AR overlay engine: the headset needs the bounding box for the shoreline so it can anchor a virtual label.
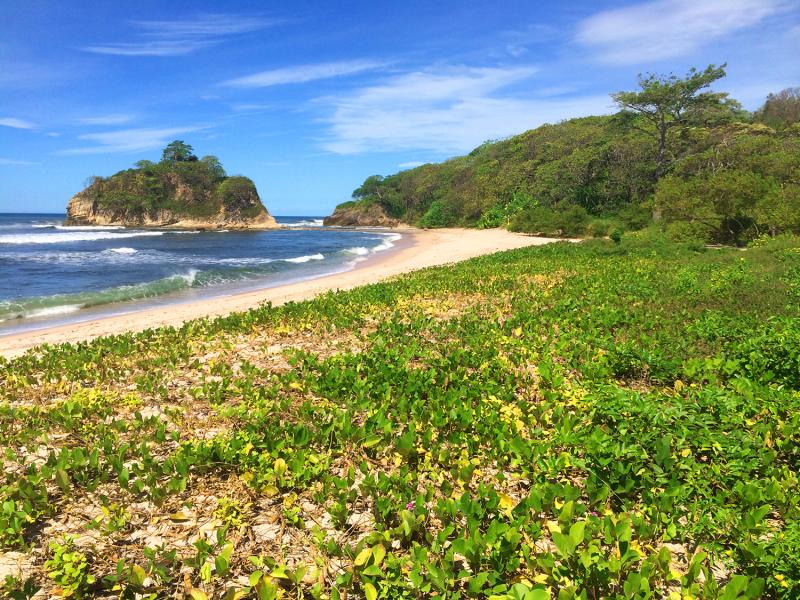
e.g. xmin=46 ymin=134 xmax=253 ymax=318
xmin=0 ymin=228 xmax=563 ymax=358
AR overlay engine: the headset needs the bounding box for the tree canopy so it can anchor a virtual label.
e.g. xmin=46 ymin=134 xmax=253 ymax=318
xmin=755 ymin=87 xmax=800 ymax=129
xmin=611 ymin=64 xmax=730 ymax=176
xmin=161 ymin=140 xmax=198 ymax=163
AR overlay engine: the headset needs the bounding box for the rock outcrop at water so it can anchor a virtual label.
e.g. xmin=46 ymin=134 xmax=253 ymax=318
xmin=323 ymin=202 xmax=399 ymax=227
xmin=66 ymin=141 xmax=278 ymax=230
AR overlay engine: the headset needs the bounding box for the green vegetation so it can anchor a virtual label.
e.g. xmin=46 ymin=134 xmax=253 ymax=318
xmin=334 ymin=66 xmax=799 ymax=245
xmin=1 ymin=233 xmax=799 ymax=598
xmin=75 ymin=141 xmax=266 ymax=221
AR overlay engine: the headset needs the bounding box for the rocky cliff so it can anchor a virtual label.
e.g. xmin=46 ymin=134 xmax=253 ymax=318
xmin=65 ymin=151 xmax=277 ymax=230
xmin=323 ymin=202 xmax=400 ymax=227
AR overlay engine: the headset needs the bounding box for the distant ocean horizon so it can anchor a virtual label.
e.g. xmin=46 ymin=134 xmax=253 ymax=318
xmin=0 ymin=212 xmax=401 ymax=333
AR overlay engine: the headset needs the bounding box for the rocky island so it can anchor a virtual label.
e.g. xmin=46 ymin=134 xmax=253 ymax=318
xmin=66 ymin=141 xmax=277 ymax=230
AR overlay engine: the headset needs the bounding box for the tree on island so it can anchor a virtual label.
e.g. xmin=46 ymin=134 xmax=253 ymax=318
xmin=200 ymin=155 xmax=226 ymax=179
xmin=161 ymin=140 xmax=198 ymax=163
xmin=611 ymin=64 xmax=734 ymax=178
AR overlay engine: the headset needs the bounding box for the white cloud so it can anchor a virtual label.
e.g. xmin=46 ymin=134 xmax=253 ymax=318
xmin=0 ymin=158 xmax=36 ymax=165
xmin=222 ymin=60 xmax=386 ymax=88
xmin=318 ymin=65 xmax=610 ymax=155
xmin=60 ymin=126 xmax=208 ymax=155
xmin=398 ymin=161 xmax=425 ymax=169
xmin=576 ymin=0 xmax=782 ymax=64
xmin=76 ymin=114 xmax=135 ymax=126
xmin=83 ymin=40 xmax=217 ymax=57
xmin=133 ymin=14 xmax=278 ymax=37
xmin=83 ymin=14 xmax=275 ymax=57
xmin=0 ymin=117 xmax=35 ymax=129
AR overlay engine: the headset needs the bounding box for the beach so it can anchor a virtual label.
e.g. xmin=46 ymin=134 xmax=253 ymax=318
xmin=0 ymin=228 xmax=561 ymax=358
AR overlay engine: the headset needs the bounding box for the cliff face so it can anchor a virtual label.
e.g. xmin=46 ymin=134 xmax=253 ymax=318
xmin=323 ymin=202 xmax=400 ymax=227
xmin=66 ymin=170 xmax=278 ymax=230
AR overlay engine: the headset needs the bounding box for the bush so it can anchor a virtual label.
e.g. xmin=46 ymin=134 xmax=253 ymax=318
xmin=418 ymin=200 xmax=456 ymax=228
xmin=617 ymin=204 xmax=652 ymax=230
xmin=666 ymin=221 xmax=710 ymax=244
xmin=509 ymin=205 xmax=590 ymax=237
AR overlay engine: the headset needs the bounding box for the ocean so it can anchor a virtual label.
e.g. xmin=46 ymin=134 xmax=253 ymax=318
xmin=0 ymin=213 xmax=401 ymax=333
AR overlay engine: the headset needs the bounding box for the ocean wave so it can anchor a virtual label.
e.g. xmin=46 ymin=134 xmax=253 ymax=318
xmin=53 ymin=225 xmax=126 ymax=231
xmin=2 ymin=221 xmax=60 ymax=230
xmin=282 ymin=219 xmax=325 ymax=227
xmin=106 ymin=247 xmax=138 ymax=254
xmin=0 ymin=270 xmax=202 ymax=322
xmin=0 ymin=231 xmax=164 ymax=245
xmin=343 ymin=246 xmax=370 ymax=256
xmin=372 ymin=233 xmax=402 ymax=252
xmin=283 ymin=253 xmax=325 ymax=263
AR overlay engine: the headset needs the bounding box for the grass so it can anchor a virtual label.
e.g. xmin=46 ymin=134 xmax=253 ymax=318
xmin=0 ymin=233 xmax=798 ymax=599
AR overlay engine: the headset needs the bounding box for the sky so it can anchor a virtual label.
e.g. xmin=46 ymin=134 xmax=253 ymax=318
xmin=1 ymin=0 xmax=798 ymax=216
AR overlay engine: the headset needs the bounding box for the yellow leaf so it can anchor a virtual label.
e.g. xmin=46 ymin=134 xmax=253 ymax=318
xmin=513 ymin=326 xmax=523 ymax=337
xmin=170 ymin=511 xmax=191 ymax=522
xmin=680 ymin=448 xmax=692 ymax=458
xmin=372 ymin=543 xmax=386 ymax=566
xmin=354 ymin=547 xmax=372 ymax=567
xmin=364 ymin=582 xmax=378 ymax=600
xmin=533 ymin=574 xmax=549 ymax=584
xmin=189 ymin=590 xmax=209 ymax=600
xmin=498 ymin=494 xmax=515 ymax=512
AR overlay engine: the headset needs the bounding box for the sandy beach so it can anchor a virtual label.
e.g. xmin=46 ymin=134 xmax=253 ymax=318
xmin=0 ymin=228 xmax=561 ymax=358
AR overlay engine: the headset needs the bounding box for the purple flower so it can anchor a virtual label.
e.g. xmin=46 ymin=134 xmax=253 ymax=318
xmin=406 ymin=501 xmax=415 ymax=510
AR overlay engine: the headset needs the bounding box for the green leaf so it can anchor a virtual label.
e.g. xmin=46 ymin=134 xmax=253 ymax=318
xmin=569 ymin=521 xmax=585 ymax=546
xmin=551 ymin=531 xmax=576 ymax=557
xmin=362 ymin=434 xmax=382 ymax=448
xmin=55 ymin=469 xmax=70 ymax=492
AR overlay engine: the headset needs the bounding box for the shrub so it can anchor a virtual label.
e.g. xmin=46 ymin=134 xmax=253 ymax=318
xmin=666 ymin=221 xmax=711 ymax=244
xmin=509 ymin=205 xmax=591 ymax=237
xmin=418 ymin=200 xmax=456 ymax=228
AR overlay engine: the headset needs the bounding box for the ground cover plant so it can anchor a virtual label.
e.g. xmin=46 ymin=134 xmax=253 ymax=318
xmin=0 ymin=232 xmax=798 ymax=599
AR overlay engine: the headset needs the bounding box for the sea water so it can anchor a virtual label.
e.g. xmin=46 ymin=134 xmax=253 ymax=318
xmin=0 ymin=214 xmax=401 ymax=331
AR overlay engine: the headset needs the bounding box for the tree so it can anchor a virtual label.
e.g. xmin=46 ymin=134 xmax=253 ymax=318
xmin=755 ymin=87 xmax=800 ymax=129
xmin=135 ymin=159 xmax=156 ymax=171
xmin=200 ymin=155 xmax=226 ymax=179
xmin=611 ymin=64 xmax=729 ymax=178
xmin=161 ymin=140 xmax=197 ymax=163
xmin=352 ymin=175 xmax=385 ymax=200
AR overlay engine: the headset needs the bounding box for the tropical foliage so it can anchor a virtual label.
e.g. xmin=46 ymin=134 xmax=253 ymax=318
xmin=335 ymin=67 xmax=799 ymax=245
xmin=1 ymin=233 xmax=799 ymax=598
xmin=80 ymin=142 xmax=265 ymax=219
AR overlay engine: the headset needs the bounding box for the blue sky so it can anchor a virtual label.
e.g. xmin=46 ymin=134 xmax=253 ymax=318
xmin=1 ymin=0 xmax=798 ymax=216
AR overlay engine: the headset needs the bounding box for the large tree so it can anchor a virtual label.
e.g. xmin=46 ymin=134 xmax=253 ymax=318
xmin=161 ymin=140 xmax=197 ymax=163
xmin=611 ymin=64 xmax=730 ymax=178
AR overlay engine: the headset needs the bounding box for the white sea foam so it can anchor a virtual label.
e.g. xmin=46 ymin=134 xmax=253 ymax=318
xmin=107 ymin=247 xmax=138 ymax=254
xmin=372 ymin=233 xmax=402 ymax=252
xmin=54 ymin=225 xmax=126 ymax=230
xmin=344 ymin=246 xmax=371 ymax=256
xmin=283 ymin=253 xmax=325 ymax=264
xmin=282 ymin=219 xmax=325 ymax=227
xmin=180 ymin=269 xmax=199 ymax=286
xmin=0 ymin=231 xmax=163 ymax=245
xmin=0 ymin=304 xmax=84 ymax=323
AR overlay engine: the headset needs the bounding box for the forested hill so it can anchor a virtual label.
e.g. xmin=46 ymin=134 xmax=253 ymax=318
xmin=66 ymin=141 xmax=277 ymax=230
xmin=327 ymin=70 xmax=800 ymax=245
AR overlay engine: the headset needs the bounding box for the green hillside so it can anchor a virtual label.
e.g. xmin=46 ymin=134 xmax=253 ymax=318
xmin=331 ymin=69 xmax=799 ymax=245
